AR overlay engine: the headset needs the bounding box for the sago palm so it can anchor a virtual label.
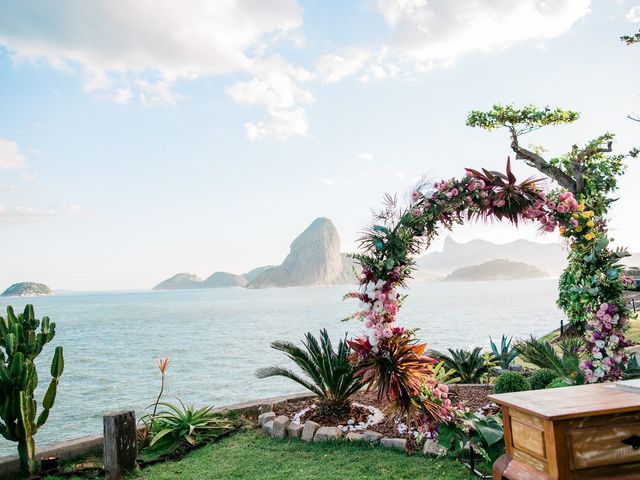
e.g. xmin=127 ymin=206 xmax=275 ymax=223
xmin=256 ymin=329 xmax=362 ymax=416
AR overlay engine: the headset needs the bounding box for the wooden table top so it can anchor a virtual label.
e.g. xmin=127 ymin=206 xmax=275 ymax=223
xmin=488 ymin=381 xmax=640 ymax=420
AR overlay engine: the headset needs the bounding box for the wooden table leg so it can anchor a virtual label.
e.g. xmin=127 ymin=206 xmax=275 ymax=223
xmin=493 ymin=455 xmax=512 ymax=479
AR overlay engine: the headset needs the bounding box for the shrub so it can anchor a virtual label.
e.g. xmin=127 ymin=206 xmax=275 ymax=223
xmin=489 ymin=335 xmax=518 ymax=369
xmin=529 ymin=368 xmax=557 ymax=390
xmin=435 ymin=347 xmax=490 ymax=383
xmin=493 ymin=372 xmax=530 ymax=394
xmin=256 ymin=329 xmax=362 ymax=417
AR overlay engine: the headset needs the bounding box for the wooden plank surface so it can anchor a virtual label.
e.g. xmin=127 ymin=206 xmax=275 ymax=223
xmin=489 ymin=382 xmax=640 ymax=420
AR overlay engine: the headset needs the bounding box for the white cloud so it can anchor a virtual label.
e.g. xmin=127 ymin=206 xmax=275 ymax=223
xmin=0 ymin=203 xmax=85 ymax=224
xmin=0 ymin=0 xmax=306 ymax=138
xmin=319 ymin=1 xmax=590 ymax=83
xmin=628 ymin=5 xmax=640 ymax=23
xmin=376 ymin=0 xmax=590 ymax=68
xmin=317 ymin=48 xmax=372 ymax=83
xmin=357 ymin=152 xmax=374 ymax=161
xmin=228 ymin=55 xmax=315 ymax=140
xmin=322 ymin=178 xmax=336 ymax=185
xmin=0 ymin=139 xmax=27 ymax=170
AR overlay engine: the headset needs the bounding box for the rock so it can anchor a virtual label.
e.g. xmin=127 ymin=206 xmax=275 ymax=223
xmin=258 ymin=404 xmax=273 ymax=415
xmin=314 ymin=426 xmax=343 ymax=442
xmin=247 ymin=218 xmax=346 ymax=288
xmin=2 ymin=282 xmax=52 ymax=297
xmin=510 ymin=364 xmax=524 ymax=372
xmin=287 ymin=423 xmax=303 ymax=439
xmin=423 ymin=439 xmax=445 ymax=457
xmin=362 ymin=430 xmax=383 ymax=444
xmin=301 ymin=421 xmax=320 ymax=442
xmin=271 ymin=416 xmax=290 ymax=439
xmin=380 ymin=437 xmax=407 ymax=450
xmin=258 ymin=412 xmax=276 ymax=427
xmin=262 ymin=420 xmax=274 ymax=435
xmin=346 ymin=432 xmax=364 ymax=442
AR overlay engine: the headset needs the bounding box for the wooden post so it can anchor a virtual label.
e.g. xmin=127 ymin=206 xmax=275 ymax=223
xmin=103 ymin=410 xmax=137 ymax=480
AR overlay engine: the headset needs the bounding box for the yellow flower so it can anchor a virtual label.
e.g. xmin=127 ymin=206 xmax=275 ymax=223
xmin=575 ymin=226 xmax=583 ymax=232
xmin=559 ymin=227 xmax=566 ymax=235
xmin=572 ymin=213 xmax=579 ymax=219
xmin=578 ymin=204 xmax=585 ymax=211
xmin=584 ymin=232 xmax=595 ymax=241
xmin=586 ymin=220 xmax=594 ymax=227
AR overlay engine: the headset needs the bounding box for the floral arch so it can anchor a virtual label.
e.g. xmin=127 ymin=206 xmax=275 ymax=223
xmin=346 ymin=158 xmax=632 ymax=425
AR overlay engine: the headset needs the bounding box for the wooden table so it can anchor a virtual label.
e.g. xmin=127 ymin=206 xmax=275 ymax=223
xmin=489 ymin=382 xmax=640 ymax=479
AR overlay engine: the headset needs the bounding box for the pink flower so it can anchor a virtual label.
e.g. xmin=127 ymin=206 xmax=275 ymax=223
xmin=547 ymin=200 xmax=556 ymax=209
xmin=447 ymin=188 xmax=459 ymax=198
xmin=411 ymin=191 xmax=420 ymax=203
xmin=556 ymin=203 xmax=568 ymax=213
xmin=570 ymin=218 xmax=579 ymax=227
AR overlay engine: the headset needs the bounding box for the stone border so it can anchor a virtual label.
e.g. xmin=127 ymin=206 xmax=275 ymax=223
xmin=0 ymin=391 xmax=315 ymax=480
xmin=257 ymin=411 xmax=445 ymax=457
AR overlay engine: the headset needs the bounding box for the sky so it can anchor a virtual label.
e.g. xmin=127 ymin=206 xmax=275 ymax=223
xmin=0 ymin=0 xmax=639 ymax=291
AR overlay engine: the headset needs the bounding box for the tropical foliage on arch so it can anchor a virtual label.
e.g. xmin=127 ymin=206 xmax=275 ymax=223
xmin=347 ymin=105 xmax=636 ymax=427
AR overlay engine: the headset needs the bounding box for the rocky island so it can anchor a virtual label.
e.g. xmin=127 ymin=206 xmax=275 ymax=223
xmin=443 ymin=259 xmax=548 ymax=281
xmin=1 ymin=282 xmax=53 ymax=297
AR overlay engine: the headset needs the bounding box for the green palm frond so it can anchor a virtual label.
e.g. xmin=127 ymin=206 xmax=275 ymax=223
xmin=256 ymin=329 xmax=362 ymax=413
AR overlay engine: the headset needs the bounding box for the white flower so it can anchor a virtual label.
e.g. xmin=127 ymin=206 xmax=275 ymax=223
xmin=593 ymin=352 xmax=603 ymax=359
xmin=610 ymin=335 xmax=619 ymax=345
xmin=612 ymin=314 xmax=620 ymax=324
xmin=594 ymin=367 xmax=605 ymax=378
xmin=373 ymin=300 xmax=384 ymax=312
xmin=595 ymin=340 xmax=605 ymax=348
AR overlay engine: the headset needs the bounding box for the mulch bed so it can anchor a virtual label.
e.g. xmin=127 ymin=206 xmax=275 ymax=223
xmin=272 ymin=384 xmax=493 ymax=439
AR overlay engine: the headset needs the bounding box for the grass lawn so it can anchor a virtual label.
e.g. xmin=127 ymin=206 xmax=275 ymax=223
xmin=46 ymin=430 xmax=475 ymax=480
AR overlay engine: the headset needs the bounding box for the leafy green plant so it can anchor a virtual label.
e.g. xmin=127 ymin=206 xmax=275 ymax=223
xmin=493 ymin=372 xmax=529 ymax=394
xmin=0 ymin=305 xmax=64 ymax=475
xmin=435 ymin=347 xmax=490 ymax=384
xmin=143 ymin=399 xmax=231 ymax=450
xmin=489 ymin=335 xmax=518 ymax=369
xmin=439 ymin=412 xmax=505 ymax=464
xmin=257 ymin=329 xmax=362 ymax=417
xmin=515 ymin=336 xmax=584 ymax=386
xmin=529 ymin=368 xmax=557 ymax=390
xmin=432 ymin=361 xmax=460 ymax=386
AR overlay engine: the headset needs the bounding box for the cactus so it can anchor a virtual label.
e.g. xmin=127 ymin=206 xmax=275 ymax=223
xmin=0 ymin=305 xmax=64 ymax=476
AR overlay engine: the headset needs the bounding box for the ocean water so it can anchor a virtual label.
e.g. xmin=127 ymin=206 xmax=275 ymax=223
xmin=0 ymin=279 xmax=562 ymax=455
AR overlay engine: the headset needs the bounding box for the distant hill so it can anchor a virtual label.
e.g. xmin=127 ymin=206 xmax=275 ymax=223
xmin=202 ymin=272 xmax=246 ymax=288
xmin=2 ymin=282 xmax=52 ymax=297
xmin=625 ymin=253 xmax=640 ymax=269
xmin=418 ymin=236 xmax=567 ymax=277
xmin=444 ymin=259 xmax=549 ymax=282
xmin=242 ymin=266 xmax=274 ymax=284
xmin=153 ymin=273 xmax=202 ymax=290
xmin=248 ymin=218 xmax=347 ymax=288
xmin=154 ymin=217 xmax=359 ymax=290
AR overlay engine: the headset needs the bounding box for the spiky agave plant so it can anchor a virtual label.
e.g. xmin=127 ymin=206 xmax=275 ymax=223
xmin=435 ymin=347 xmax=490 ymax=383
xmin=256 ymin=329 xmax=362 ymax=417
xmin=489 ymin=335 xmax=518 ymax=369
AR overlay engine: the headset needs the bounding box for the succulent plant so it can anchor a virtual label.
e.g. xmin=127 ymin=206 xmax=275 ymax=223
xmin=0 ymin=305 xmax=64 ymax=475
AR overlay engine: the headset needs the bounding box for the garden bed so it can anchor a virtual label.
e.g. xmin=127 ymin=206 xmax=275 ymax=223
xmin=272 ymin=386 xmax=494 ymax=442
